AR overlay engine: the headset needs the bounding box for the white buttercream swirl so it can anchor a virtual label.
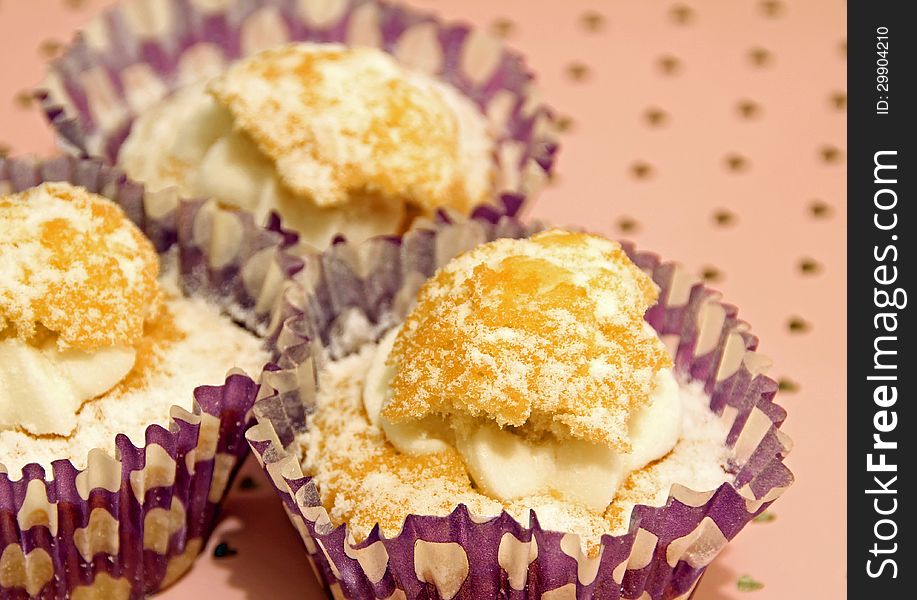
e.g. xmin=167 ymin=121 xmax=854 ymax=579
xmin=0 ymin=337 xmax=135 ymax=436
xmin=363 ymin=326 xmax=683 ymax=512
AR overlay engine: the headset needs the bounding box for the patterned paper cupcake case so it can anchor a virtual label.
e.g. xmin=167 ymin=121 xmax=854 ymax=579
xmin=0 ymin=156 xmax=302 ymax=599
xmin=246 ymin=212 xmax=794 ymax=600
xmin=36 ymin=0 xmax=559 ymax=220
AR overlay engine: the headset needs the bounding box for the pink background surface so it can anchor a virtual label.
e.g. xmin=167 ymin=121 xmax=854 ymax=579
xmin=0 ymin=0 xmax=847 ymax=598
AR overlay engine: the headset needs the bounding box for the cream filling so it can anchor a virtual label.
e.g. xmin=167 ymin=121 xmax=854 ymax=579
xmin=0 ymin=337 xmax=135 ymax=436
xmin=362 ymin=326 xmax=683 ymax=512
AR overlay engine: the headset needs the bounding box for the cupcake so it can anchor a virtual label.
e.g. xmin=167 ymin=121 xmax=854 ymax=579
xmin=248 ymin=214 xmax=794 ymax=599
xmin=0 ymin=156 xmax=297 ymax=598
xmin=38 ymin=0 xmax=558 ymax=247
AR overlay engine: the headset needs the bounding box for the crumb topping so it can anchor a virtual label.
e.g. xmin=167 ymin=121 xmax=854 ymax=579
xmin=207 ymin=43 xmax=487 ymax=213
xmin=304 ymin=344 xmax=502 ymax=538
xmin=0 ymin=183 xmax=160 ymax=350
xmin=109 ymin=300 xmax=185 ymax=394
xmin=309 ymin=411 xmax=494 ymax=538
xmin=384 ymin=229 xmax=672 ymax=450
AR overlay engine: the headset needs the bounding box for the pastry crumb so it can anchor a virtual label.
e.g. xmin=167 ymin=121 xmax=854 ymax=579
xmin=385 ymin=230 xmax=672 ymax=450
xmin=0 ymin=182 xmax=159 ymax=350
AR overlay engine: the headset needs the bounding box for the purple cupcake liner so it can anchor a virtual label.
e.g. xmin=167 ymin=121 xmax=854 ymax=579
xmin=246 ymin=212 xmax=794 ymax=600
xmin=0 ymin=156 xmax=302 ymax=599
xmin=36 ymin=0 xmax=559 ymax=221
